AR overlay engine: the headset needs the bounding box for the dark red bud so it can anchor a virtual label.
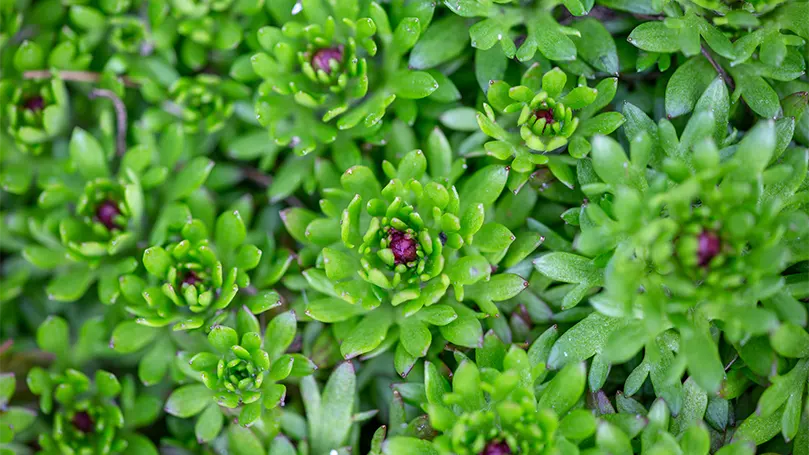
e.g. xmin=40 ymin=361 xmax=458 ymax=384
xmin=72 ymin=411 xmax=94 ymax=433
xmin=534 ymin=108 xmax=554 ymax=124
xmin=312 ymin=46 xmax=344 ymax=74
xmin=479 ymin=441 xmax=511 ymax=455
xmin=22 ymin=96 xmax=45 ymax=112
xmin=95 ymin=200 xmax=121 ymax=230
xmin=182 ymin=271 xmax=201 ymax=286
xmin=697 ymin=230 xmax=721 ymax=267
xmin=389 ymin=229 xmax=418 ymax=265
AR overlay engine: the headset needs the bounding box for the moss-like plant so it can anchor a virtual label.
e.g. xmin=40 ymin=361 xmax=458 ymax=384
xmin=1 ymin=0 xmax=808 ymax=453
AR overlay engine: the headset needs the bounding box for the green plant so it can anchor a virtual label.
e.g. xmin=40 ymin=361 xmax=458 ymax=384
xmin=1 ymin=0 xmax=808 ymax=453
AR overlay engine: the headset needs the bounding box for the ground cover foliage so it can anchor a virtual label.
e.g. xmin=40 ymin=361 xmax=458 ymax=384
xmin=1 ymin=0 xmax=809 ymax=454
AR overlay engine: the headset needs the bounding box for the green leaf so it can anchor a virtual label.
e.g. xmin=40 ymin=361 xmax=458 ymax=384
xmin=564 ymin=0 xmax=592 ymax=16
xmin=534 ymin=13 xmax=577 ymax=61
xmin=682 ymin=326 xmax=724 ymax=395
xmin=165 ymin=384 xmax=212 ymax=418
xmin=0 ymin=374 xmax=14 ymax=407
xmin=13 ymin=40 xmax=45 ymax=71
xmin=269 ymin=155 xmax=313 ymax=202
xmin=732 ymin=120 xmax=776 ymax=180
xmin=439 ymin=107 xmax=479 ymax=131
xmin=628 ymin=22 xmax=680 ymax=53
xmin=167 ymin=157 xmax=215 ymax=201
xmin=269 ymin=436 xmax=297 ymax=455
xmin=239 ymin=400 xmax=262 ymax=427
xmin=47 ymin=263 xmax=95 ymax=302
xmin=408 ymin=16 xmax=469 ymax=69
xmin=666 ymin=56 xmax=716 ymax=118
xmin=427 ymin=70 xmax=461 ymax=103
xmin=578 ymin=112 xmax=626 ymax=137
xmin=306 ymin=297 xmax=367 ymax=322
xmin=215 ymin=210 xmax=247 ymax=262
xmin=281 ymin=208 xmax=319 ymax=243
xmin=244 ymin=290 xmax=283 ymax=314
xmin=340 ymin=308 xmax=393 ymax=359
xmin=475 ymin=46 xmax=508 ymax=93
xmin=95 ymin=370 xmax=121 ymax=398
xmin=452 ymin=360 xmax=485 ymax=411
xmin=120 ymin=435 xmax=156 ymax=455
xmin=111 ymin=321 xmax=158 ymax=353
xmin=597 ymin=421 xmax=633 ymax=455
xmin=460 ymin=165 xmax=508 ymax=211
xmin=68 ymin=127 xmax=110 ymax=180
xmin=138 ymin=336 xmax=173 ymax=386
xmin=228 ymin=423 xmax=265 ymax=455
xmin=37 ymin=316 xmax=70 ymax=358
xmin=265 ymin=311 xmax=297 ymax=361
xmin=390 ymin=71 xmax=438 ymax=99
xmin=603 ymin=320 xmax=647 ymax=364
xmin=538 ymin=362 xmax=587 ymax=416
xmin=312 ymin=362 xmax=355 ymax=454
xmin=590 ymin=134 xmax=628 ymax=179
xmin=548 ymin=312 xmax=628 ymax=369
xmin=397 ymin=149 xmax=427 ymax=181
xmin=438 ymin=311 xmax=483 ymax=348
xmin=394 ymin=342 xmax=419 ymax=378
xmin=737 ymin=73 xmax=780 ymax=118
xmin=693 ymin=77 xmax=730 ymax=145
xmin=733 ymin=405 xmax=784 ymax=445
xmin=671 ymin=377 xmax=709 ymax=436
xmin=770 ymin=323 xmax=809 ymax=358
xmin=534 ymin=252 xmax=601 ymax=284
xmin=572 ymin=19 xmax=619 ymax=74
xmin=472 ymin=223 xmax=514 ymax=253
xmin=209 ymin=326 xmax=239 ymax=352
xmin=0 ymin=406 xmax=36 ymax=439
xmin=442 ymin=0 xmax=492 ymax=17
xmin=478 ymin=274 xmax=529 ymax=302
xmin=383 ymin=437 xmax=440 ymax=455
xmin=400 ymin=318 xmax=431 ymax=357
xmin=560 ymin=409 xmax=598 ymax=440
xmin=142 ymin=246 xmax=172 ymax=279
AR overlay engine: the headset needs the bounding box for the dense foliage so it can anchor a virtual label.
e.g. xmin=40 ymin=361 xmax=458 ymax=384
xmin=1 ymin=0 xmax=808 ymax=454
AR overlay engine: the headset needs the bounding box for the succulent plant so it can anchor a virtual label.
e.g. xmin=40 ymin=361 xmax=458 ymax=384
xmin=537 ymin=80 xmax=808 ymax=400
xmin=253 ymin=0 xmax=440 ymax=154
xmin=158 ymin=313 xmax=305 ymax=435
xmin=478 ymin=65 xmax=623 ymax=192
xmin=0 ymin=77 xmax=69 ymax=155
xmin=117 ymin=209 xmax=276 ymax=331
xmin=168 ymin=75 xmax=251 ymax=134
xmin=2 ymin=0 xmax=808 ymax=454
xmin=25 ymin=319 xmax=161 ymax=455
xmin=0 ymin=373 xmax=36 ymax=452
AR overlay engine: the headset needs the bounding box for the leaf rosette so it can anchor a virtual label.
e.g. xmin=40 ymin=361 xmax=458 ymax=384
xmin=0 ymin=77 xmax=69 ymax=155
xmin=478 ymin=66 xmax=622 ymax=191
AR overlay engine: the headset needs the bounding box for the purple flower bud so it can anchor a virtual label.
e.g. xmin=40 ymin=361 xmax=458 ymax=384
xmin=95 ymin=200 xmax=121 ymax=230
xmin=312 ymin=46 xmax=344 ymax=74
xmin=72 ymin=411 xmax=94 ymax=433
xmin=697 ymin=230 xmax=721 ymax=267
xmin=479 ymin=441 xmax=512 ymax=455
xmin=182 ymin=271 xmax=201 ymax=286
xmin=22 ymin=96 xmax=45 ymax=112
xmin=389 ymin=229 xmax=418 ymax=265
xmin=534 ymin=108 xmax=555 ymax=124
